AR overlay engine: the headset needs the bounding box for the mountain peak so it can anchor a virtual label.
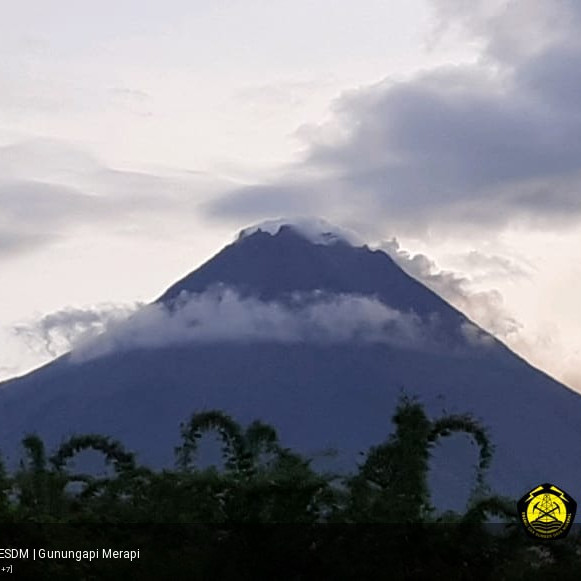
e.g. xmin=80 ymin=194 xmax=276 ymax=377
xmin=236 ymin=217 xmax=362 ymax=247
xmin=156 ymin=218 xmax=465 ymax=334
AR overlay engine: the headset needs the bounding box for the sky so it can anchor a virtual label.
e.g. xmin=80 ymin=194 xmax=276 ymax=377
xmin=1 ymin=0 xmax=580 ymax=392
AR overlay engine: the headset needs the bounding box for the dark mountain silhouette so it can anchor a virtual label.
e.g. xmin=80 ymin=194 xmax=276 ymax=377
xmin=1 ymin=221 xmax=580 ymax=510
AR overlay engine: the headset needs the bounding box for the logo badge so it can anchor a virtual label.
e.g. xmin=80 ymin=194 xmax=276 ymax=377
xmin=518 ymin=483 xmax=576 ymax=539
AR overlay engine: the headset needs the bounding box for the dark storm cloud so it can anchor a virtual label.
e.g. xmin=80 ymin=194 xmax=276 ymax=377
xmin=207 ymin=0 xmax=581 ymax=234
xmin=516 ymin=44 xmax=581 ymax=111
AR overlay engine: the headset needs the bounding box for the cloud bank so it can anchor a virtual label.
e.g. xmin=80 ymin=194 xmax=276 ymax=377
xmin=69 ymin=288 xmax=485 ymax=362
xmin=207 ymin=0 xmax=581 ymax=235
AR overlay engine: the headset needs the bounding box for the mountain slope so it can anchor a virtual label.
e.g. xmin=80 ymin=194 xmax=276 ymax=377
xmin=160 ymin=225 xmax=462 ymax=320
xmin=1 ymin=222 xmax=580 ymax=510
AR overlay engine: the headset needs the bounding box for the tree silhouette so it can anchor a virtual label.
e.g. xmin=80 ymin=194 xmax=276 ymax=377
xmin=1 ymin=394 xmax=579 ymax=578
xmin=343 ymin=395 xmax=498 ymax=523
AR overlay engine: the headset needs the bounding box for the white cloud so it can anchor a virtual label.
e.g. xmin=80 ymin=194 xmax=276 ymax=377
xmin=379 ymin=234 xmax=581 ymax=392
xmin=460 ymin=321 xmax=495 ymax=348
xmin=379 ymin=237 xmax=522 ymax=340
xmin=70 ymin=288 xmax=460 ymax=362
xmin=237 ymin=217 xmax=362 ymax=246
xmin=13 ymin=303 xmax=140 ymax=359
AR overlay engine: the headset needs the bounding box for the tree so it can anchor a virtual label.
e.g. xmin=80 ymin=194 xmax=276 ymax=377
xmin=343 ymin=395 xmax=497 ymax=523
xmin=1 ymin=394 xmax=580 ymax=578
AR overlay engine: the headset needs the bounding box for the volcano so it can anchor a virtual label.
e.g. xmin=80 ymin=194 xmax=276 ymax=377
xmin=1 ymin=219 xmax=580 ymax=510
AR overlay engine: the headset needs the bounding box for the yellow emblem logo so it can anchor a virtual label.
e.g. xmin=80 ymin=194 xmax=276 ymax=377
xmin=517 ymin=483 xmax=576 ymax=539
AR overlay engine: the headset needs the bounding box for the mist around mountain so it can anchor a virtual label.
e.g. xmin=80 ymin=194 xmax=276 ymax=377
xmin=1 ymin=219 xmax=580 ymax=513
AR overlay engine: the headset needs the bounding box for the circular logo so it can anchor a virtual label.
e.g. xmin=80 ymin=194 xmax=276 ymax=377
xmin=518 ymin=483 xmax=576 ymax=539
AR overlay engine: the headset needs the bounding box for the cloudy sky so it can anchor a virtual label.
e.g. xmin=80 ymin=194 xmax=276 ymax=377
xmin=2 ymin=0 xmax=580 ymax=392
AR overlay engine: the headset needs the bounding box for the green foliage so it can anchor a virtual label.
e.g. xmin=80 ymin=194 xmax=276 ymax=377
xmin=429 ymin=412 xmax=493 ymax=494
xmin=0 ymin=453 xmax=10 ymax=518
xmin=0 ymin=396 xmax=516 ymax=524
xmin=174 ymin=410 xmax=334 ymax=523
xmin=345 ymin=396 xmax=433 ymax=522
xmin=0 ymin=395 xmax=579 ymax=578
xmin=343 ymin=395 xmax=498 ymax=524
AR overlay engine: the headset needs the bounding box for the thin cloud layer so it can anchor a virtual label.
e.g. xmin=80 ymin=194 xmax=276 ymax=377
xmin=13 ymin=303 xmax=140 ymax=359
xmin=0 ymin=139 xmax=229 ymax=259
xmin=70 ymin=288 xmax=478 ymax=363
xmin=0 ymin=231 xmax=55 ymax=258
